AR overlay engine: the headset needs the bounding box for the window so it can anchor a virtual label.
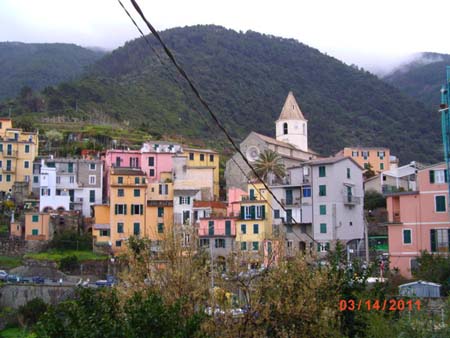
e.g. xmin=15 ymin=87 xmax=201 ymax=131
xmin=430 ymin=170 xmax=447 ymax=184
xmin=33 ymin=175 xmax=38 ymax=183
xmin=118 ymin=189 xmax=124 ymax=197
xmin=317 ymin=242 xmax=330 ymax=252
xmin=114 ymin=204 xmax=127 ymax=215
xmin=209 ymin=154 xmax=214 ymax=162
xmin=23 ymin=143 xmax=30 ymax=153
xmin=303 ymin=186 xmax=311 ymax=197
xmin=134 ymin=177 xmax=139 ymax=184
xmin=362 ymin=151 xmax=369 ymax=159
xmin=378 ymin=151 xmax=385 ymax=158
xmin=159 ymin=184 xmax=168 ymax=195
xmin=133 ymin=223 xmax=140 ymax=235
xmin=349 ymin=221 xmax=353 ymax=226
xmin=241 ymin=242 xmax=247 ymax=251
xmin=149 ymin=169 xmax=155 ymax=177
xmin=253 ymin=224 xmax=259 ymax=234
xmin=319 ymin=166 xmax=326 ymax=177
xmin=319 ymin=185 xmax=326 ymax=196
xmin=347 ymin=168 xmax=351 ymax=179
xmin=319 ymin=205 xmax=327 ymax=215
xmin=189 ymin=153 xmax=194 ymax=160
xmin=118 ymin=176 xmax=123 ymax=184
xmin=0 ymin=175 xmax=2 ymax=182
xmin=0 ymin=160 xmax=2 ymax=168
xmin=90 ymin=163 xmax=96 ymax=170
xmin=380 ymin=163 xmax=384 ymax=170
xmin=25 ymin=175 xmax=30 ymax=182
xmin=70 ymin=176 xmax=74 ymax=183
xmin=179 ymin=196 xmax=191 ymax=205
xmin=89 ymin=190 xmax=95 ymax=203
xmin=6 ymin=174 xmax=11 ymax=182
xmin=41 ymin=188 xmax=50 ymax=196
xmin=225 ymin=220 xmax=231 ymax=236
xmin=116 ymin=240 xmax=122 ymax=247
xmin=32 ymin=229 xmax=38 ymax=235
xmin=6 ymin=144 xmax=12 ymax=156
xmin=241 ymin=224 xmax=246 ymax=234
xmin=274 ymin=209 xmax=280 ymax=218
xmin=148 ymin=157 xmax=154 ymax=166
xmin=133 ymin=189 xmax=140 ymax=197
xmin=200 ymin=154 xmax=205 ymax=161
xmin=115 ymin=157 xmax=122 ymax=167
xmin=215 ymin=239 xmax=226 ymax=248
xmin=364 ymin=163 xmax=369 ymax=169
xmin=56 ymin=176 xmax=61 ymax=184
xmin=24 ymin=161 xmax=29 ymax=169
xmin=208 ymin=221 xmax=214 ymax=235
xmin=200 ymin=239 xmax=210 ymax=248
xmin=283 ymin=122 xmax=288 ymax=135
xmin=435 ymin=195 xmax=446 ymax=212
xmin=6 ymin=160 xmax=11 ymax=170
xmin=158 ymin=207 xmax=164 ymax=217
xmin=252 ymin=241 xmax=259 ymax=251
xmin=351 ymin=151 xmax=358 ymax=157
xmin=320 ymin=223 xmax=327 ymax=234
xmin=67 ymin=162 xmax=73 ymax=173
xmin=430 ymin=229 xmax=450 ymax=252
xmin=130 ymin=157 xmax=139 ymax=168
xmin=131 ymin=204 xmax=144 ymax=215
xmin=158 ymin=223 xmax=164 ymax=233
xmin=286 ymin=225 xmax=293 ymax=233
xmin=32 ymin=215 xmax=39 ymax=222
xmin=403 ymin=229 xmax=412 ymax=244
xmin=255 ymin=205 xmax=265 ymax=219
xmin=100 ymin=229 xmax=110 ymax=237
xmin=286 ymin=209 xmax=292 ymax=223
xmin=89 ymin=175 xmax=96 ymax=185
xmin=117 ymin=223 xmax=124 ymax=233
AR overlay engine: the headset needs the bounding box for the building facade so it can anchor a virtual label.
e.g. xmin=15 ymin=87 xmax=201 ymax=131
xmin=338 ymin=147 xmax=391 ymax=173
xmin=386 ymin=163 xmax=450 ymax=278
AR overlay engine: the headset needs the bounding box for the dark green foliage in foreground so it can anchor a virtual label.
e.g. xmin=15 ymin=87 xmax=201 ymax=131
xmin=18 ymin=298 xmax=48 ymax=328
xmin=34 ymin=288 xmax=204 ymax=338
xmin=2 ymin=26 xmax=442 ymax=164
xmin=49 ymin=230 xmax=92 ymax=251
xmin=413 ymin=250 xmax=450 ymax=295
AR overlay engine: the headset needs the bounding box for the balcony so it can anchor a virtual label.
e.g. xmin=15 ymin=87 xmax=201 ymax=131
xmin=343 ymin=194 xmax=361 ymax=205
xmin=281 ymin=198 xmax=300 ymax=207
xmin=3 ymin=167 xmax=14 ymax=173
xmin=3 ymin=150 xmax=18 ymax=158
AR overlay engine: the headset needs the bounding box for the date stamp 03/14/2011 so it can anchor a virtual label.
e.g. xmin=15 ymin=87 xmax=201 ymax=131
xmin=339 ymin=299 xmax=421 ymax=312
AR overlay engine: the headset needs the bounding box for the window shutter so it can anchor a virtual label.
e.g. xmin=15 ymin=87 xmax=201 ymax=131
xmin=430 ymin=229 xmax=436 ymax=252
xmin=429 ymin=170 xmax=435 ymax=183
xmin=325 ymin=242 xmax=330 ymax=251
xmin=131 ymin=205 xmax=134 ymax=215
xmin=448 ymin=229 xmax=450 ymax=252
xmin=124 ymin=205 xmax=127 ymax=215
xmin=261 ymin=205 xmax=265 ymax=219
xmin=159 ymin=185 xmax=162 ymax=194
xmin=250 ymin=206 xmax=256 ymax=219
xmin=140 ymin=205 xmax=143 ymax=215
xmin=240 ymin=206 xmax=245 ymax=219
xmin=187 ymin=196 xmax=190 ymax=204
xmin=115 ymin=205 xmax=118 ymax=215
xmin=179 ymin=196 xmax=182 ymax=204
xmin=446 ymin=170 xmax=448 ymax=183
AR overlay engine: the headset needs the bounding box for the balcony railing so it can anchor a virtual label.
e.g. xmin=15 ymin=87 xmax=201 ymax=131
xmin=281 ymin=198 xmax=300 ymax=206
xmin=343 ymin=194 xmax=361 ymax=205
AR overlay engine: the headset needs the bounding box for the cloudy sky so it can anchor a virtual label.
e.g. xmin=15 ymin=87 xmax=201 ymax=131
xmin=1 ymin=0 xmax=449 ymax=74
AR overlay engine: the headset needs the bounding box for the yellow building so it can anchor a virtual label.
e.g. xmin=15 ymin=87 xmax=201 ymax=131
xmin=24 ymin=212 xmax=52 ymax=241
xmin=0 ymin=118 xmax=39 ymax=194
xmin=93 ymin=168 xmax=174 ymax=253
xmin=338 ymin=147 xmax=391 ymax=173
xmin=183 ymin=147 xmax=220 ymax=199
xmin=233 ymin=183 xmax=274 ymax=262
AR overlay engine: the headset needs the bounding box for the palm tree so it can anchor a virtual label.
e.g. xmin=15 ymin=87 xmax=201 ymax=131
xmin=251 ymin=149 xmax=286 ymax=183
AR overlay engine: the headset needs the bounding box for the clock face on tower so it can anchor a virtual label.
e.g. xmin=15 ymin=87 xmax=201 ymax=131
xmin=246 ymin=146 xmax=260 ymax=162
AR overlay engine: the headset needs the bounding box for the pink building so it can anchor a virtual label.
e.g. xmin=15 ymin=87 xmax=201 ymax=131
xmin=386 ymin=162 xmax=450 ymax=278
xmin=104 ymin=142 xmax=182 ymax=196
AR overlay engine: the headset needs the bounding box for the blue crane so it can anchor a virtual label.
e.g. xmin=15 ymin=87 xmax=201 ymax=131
xmin=440 ymin=66 xmax=450 ymax=200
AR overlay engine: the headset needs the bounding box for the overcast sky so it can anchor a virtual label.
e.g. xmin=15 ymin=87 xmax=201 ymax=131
xmin=1 ymin=0 xmax=449 ymax=74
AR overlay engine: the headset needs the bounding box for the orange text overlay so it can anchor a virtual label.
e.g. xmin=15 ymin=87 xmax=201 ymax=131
xmin=339 ymin=299 xmax=421 ymax=311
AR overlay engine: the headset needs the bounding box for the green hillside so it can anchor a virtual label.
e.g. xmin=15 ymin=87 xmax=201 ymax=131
xmin=2 ymin=26 xmax=443 ymax=163
xmin=384 ymin=52 xmax=450 ymax=110
xmin=0 ymin=42 xmax=105 ymax=99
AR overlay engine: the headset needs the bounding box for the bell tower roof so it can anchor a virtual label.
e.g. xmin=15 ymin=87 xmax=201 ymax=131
xmin=277 ymin=91 xmax=306 ymax=121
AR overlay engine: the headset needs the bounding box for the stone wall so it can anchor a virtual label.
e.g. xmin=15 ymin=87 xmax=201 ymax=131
xmin=0 ymin=238 xmax=47 ymax=256
xmin=0 ymin=284 xmax=74 ymax=309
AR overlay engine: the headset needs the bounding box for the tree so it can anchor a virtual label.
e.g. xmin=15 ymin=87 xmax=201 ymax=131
xmin=252 ymin=149 xmax=286 ymax=183
xmin=18 ymin=298 xmax=48 ymax=328
xmin=364 ymin=190 xmax=386 ymax=210
xmin=45 ymin=130 xmax=64 ymax=155
xmin=363 ymin=163 xmax=376 ymax=180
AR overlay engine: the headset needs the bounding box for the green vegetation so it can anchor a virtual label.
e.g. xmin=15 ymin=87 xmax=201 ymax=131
xmin=0 ymin=42 xmax=104 ymax=100
xmin=0 ymin=327 xmax=34 ymax=338
xmin=24 ymin=250 xmax=106 ymax=262
xmin=48 ymin=230 xmax=92 ymax=252
xmin=0 ymin=256 xmax=23 ymax=269
xmin=384 ymin=52 xmax=450 ymax=109
xmin=413 ymin=250 xmax=450 ymax=295
xmin=18 ymin=298 xmax=48 ymax=328
xmin=364 ymin=190 xmax=387 ymax=210
xmin=1 ymin=26 xmax=441 ymax=163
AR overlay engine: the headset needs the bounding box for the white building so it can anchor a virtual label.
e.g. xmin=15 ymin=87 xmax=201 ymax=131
xmin=39 ymin=162 xmax=70 ymax=212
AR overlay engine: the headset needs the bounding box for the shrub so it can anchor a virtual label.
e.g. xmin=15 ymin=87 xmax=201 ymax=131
xmin=59 ymin=255 xmax=79 ymax=272
xmin=17 ymin=298 xmax=48 ymax=328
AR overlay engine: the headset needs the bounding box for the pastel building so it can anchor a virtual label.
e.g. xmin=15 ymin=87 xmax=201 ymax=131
xmin=386 ymin=162 xmax=450 ymax=278
xmin=337 ymin=147 xmax=393 ymax=173
xmin=0 ymin=118 xmax=39 ymax=195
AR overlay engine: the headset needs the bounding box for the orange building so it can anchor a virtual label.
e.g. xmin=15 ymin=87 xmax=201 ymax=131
xmin=338 ymin=147 xmax=391 ymax=173
xmin=24 ymin=213 xmax=52 ymax=240
xmin=93 ymin=167 xmax=173 ymax=253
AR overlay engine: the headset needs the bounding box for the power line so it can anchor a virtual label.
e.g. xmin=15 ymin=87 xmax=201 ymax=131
xmin=120 ymin=0 xmax=320 ymax=247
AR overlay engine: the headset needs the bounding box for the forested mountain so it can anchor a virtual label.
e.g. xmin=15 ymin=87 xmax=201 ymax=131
xmin=384 ymin=52 xmax=450 ymax=109
xmin=2 ymin=26 xmax=443 ymax=163
xmin=0 ymin=42 xmax=105 ymax=99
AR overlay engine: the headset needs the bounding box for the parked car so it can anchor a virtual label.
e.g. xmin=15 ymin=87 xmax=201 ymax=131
xmin=95 ymin=279 xmax=114 ymax=287
xmin=0 ymin=270 xmax=8 ymax=281
xmin=32 ymin=276 xmax=45 ymax=284
xmin=6 ymin=274 xmax=21 ymax=283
